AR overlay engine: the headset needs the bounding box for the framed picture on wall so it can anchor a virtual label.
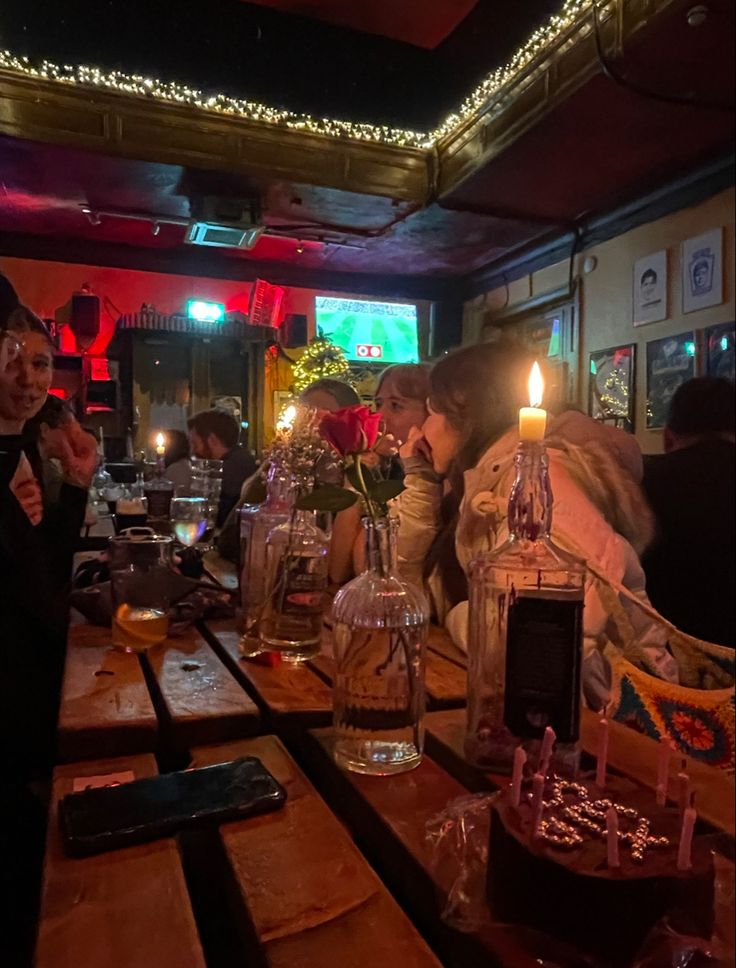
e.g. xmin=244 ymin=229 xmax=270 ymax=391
xmin=588 ymin=344 xmax=635 ymax=432
xmin=706 ymin=321 xmax=735 ymax=384
xmin=646 ymin=332 xmax=695 ymax=429
xmin=633 ymin=250 xmax=667 ymax=326
xmin=682 ymin=228 xmax=723 ymax=314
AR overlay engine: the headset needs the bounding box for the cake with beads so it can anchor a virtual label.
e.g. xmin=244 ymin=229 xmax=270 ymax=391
xmin=487 ymin=774 xmax=714 ymax=963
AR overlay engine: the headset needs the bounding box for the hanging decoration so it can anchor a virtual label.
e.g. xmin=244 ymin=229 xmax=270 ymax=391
xmin=291 ymin=336 xmax=353 ymax=395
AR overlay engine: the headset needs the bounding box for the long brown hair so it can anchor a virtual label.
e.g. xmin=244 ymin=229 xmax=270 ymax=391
xmin=424 ymin=340 xmax=533 ymax=605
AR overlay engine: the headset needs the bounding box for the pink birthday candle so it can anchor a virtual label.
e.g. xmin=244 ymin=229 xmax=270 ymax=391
xmin=538 ymin=726 xmax=556 ymax=776
xmin=531 ymin=772 xmax=545 ymax=837
xmin=677 ymin=795 xmax=696 ymax=871
xmin=510 ymin=747 xmax=526 ymax=808
xmin=656 ymin=737 xmax=671 ymax=805
xmin=606 ymin=806 xmax=620 ymax=868
xmin=596 ymin=717 xmax=609 ymax=788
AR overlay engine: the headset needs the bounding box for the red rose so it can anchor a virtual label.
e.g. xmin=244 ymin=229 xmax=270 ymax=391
xmin=319 ymin=405 xmax=382 ymax=456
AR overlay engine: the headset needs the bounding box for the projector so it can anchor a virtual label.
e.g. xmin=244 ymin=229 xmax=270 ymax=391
xmin=185 ymin=195 xmax=264 ymax=249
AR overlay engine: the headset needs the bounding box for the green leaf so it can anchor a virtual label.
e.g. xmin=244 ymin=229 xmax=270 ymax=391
xmin=295 ymin=485 xmax=359 ymax=513
xmin=368 ymin=479 xmax=405 ymax=504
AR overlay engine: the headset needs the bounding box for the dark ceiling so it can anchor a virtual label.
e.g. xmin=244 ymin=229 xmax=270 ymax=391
xmin=0 ymin=0 xmax=560 ymax=130
xmin=0 ymin=0 xmax=733 ymax=298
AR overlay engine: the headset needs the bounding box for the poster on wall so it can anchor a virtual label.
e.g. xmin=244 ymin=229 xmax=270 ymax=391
xmin=588 ymin=345 xmax=635 ymax=432
xmin=706 ymin=321 xmax=735 ymax=384
xmin=682 ymin=228 xmax=723 ymax=314
xmin=633 ymin=250 xmax=668 ymax=326
xmin=646 ymin=332 xmax=695 ymax=429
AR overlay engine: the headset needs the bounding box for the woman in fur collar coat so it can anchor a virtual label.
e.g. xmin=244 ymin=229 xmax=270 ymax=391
xmin=394 ymin=341 xmax=678 ymax=708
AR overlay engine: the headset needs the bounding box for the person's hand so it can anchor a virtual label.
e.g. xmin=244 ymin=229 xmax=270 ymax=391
xmin=11 ymin=477 xmax=44 ymax=525
xmin=399 ymin=426 xmax=433 ymax=464
xmin=373 ymin=432 xmax=398 ymax=459
xmin=51 ymin=420 xmax=98 ymax=489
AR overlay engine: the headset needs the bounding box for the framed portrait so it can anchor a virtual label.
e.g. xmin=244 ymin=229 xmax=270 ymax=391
xmin=682 ymin=228 xmax=723 ymax=314
xmin=705 ymin=321 xmax=735 ymax=384
xmin=588 ymin=344 xmax=635 ymax=432
xmin=646 ymin=332 xmax=695 ymax=429
xmin=633 ymin=250 xmax=667 ymax=326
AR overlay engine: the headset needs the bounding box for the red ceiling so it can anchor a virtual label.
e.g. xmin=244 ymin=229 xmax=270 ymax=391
xmin=242 ymin=0 xmax=478 ymax=48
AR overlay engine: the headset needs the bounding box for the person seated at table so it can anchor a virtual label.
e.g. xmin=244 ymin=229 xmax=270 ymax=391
xmin=162 ymin=428 xmax=192 ymax=491
xmin=300 ymin=377 xmax=360 ymax=412
xmin=642 ymin=376 xmax=735 ymax=648
xmin=188 ymin=408 xmax=257 ymax=527
xmin=374 ymin=363 xmax=430 ymax=460
xmin=394 ymin=340 xmax=678 ymax=708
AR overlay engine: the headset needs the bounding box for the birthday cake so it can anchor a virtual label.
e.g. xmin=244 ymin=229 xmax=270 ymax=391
xmin=487 ymin=774 xmax=714 ymax=963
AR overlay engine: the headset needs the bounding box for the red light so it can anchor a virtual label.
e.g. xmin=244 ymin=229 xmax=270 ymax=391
xmin=356 ymin=343 xmax=383 ymax=359
xmin=48 ymin=387 xmax=69 ymax=400
xmin=90 ymin=357 xmax=112 ymax=381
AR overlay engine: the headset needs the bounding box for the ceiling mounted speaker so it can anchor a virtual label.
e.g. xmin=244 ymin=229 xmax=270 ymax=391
xmin=282 ymin=313 xmax=308 ymax=348
xmin=186 ymin=194 xmax=264 ymax=249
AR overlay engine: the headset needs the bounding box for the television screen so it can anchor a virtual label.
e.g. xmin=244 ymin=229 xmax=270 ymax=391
xmin=314 ymin=297 xmax=419 ymax=364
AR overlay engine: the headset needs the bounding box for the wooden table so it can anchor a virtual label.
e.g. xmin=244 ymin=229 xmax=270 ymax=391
xmin=36 ymin=736 xmax=441 ymax=968
xmin=52 ymin=613 xmax=735 ymax=967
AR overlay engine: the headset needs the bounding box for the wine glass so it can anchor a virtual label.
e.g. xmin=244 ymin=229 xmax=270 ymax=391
xmin=170 ymin=497 xmax=208 ymax=548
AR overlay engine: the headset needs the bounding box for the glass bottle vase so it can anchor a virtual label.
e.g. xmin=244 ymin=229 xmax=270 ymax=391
xmin=464 ymin=441 xmax=585 ymax=776
xmin=331 ymin=516 xmax=430 ymax=776
xmin=258 ymin=509 xmax=329 ymax=661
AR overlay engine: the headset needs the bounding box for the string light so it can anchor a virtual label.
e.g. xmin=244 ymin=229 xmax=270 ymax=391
xmin=292 ymin=336 xmax=353 ymax=395
xmin=0 ymin=0 xmax=596 ymax=149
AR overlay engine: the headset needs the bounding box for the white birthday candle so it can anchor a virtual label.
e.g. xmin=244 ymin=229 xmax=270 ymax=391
xmin=510 ymin=747 xmax=526 ymax=808
xmin=596 ymin=717 xmax=609 ymax=788
xmin=677 ymin=797 xmax=696 ymax=871
xmin=531 ymin=773 xmax=545 ymax=837
xmin=656 ymin=737 xmax=672 ymax=802
xmin=538 ymin=726 xmax=556 ymax=775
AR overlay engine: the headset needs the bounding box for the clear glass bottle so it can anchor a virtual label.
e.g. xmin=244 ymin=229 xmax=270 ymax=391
xmin=464 ymin=441 xmax=585 ymax=775
xmin=258 ymin=509 xmax=329 ymax=661
xmin=332 ymin=517 xmax=430 ymax=776
xmin=238 ymin=461 xmax=294 ymax=653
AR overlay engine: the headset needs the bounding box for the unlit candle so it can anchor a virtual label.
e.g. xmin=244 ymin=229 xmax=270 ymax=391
xmin=606 ymin=806 xmax=620 ymax=868
xmin=677 ymin=802 xmax=696 ymax=871
xmin=596 ymin=717 xmax=609 ymax=788
xmin=531 ymin=772 xmax=545 ymax=837
xmin=656 ymin=737 xmax=671 ymax=794
xmin=538 ymin=725 xmax=556 ymax=775
xmin=510 ymin=747 xmax=526 ymax=808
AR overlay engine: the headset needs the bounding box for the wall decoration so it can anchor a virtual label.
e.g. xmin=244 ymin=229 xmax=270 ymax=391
xmin=706 ymin=321 xmax=735 ymax=384
xmin=682 ymin=228 xmax=723 ymax=314
xmin=646 ymin=332 xmax=695 ymax=429
xmin=633 ymin=250 xmax=668 ymax=326
xmin=588 ymin=344 xmax=635 ymax=432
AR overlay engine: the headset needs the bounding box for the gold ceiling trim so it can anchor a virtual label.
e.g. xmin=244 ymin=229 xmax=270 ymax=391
xmin=0 ymin=0 xmax=678 ymax=203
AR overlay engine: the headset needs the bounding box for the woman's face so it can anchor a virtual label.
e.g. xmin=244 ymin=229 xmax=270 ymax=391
xmin=422 ymin=403 xmax=461 ymax=475
xmin=0 ymin=330 xmax=53 ymax=427
xmin=374 ymin=374 xmax=428 ymax=445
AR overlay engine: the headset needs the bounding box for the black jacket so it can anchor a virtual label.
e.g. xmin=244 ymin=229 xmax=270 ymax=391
xmin=642 ymin=438 xmax=735 ymax=649
xmin=0 ymin=436 xmax=87 ymax=779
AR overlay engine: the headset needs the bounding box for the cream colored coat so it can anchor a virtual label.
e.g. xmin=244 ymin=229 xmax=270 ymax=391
xmin=394 ymin=412 xmax=678 ymax=706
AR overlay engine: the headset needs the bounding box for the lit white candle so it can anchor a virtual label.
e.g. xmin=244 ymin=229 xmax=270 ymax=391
xmin=510 ymin=747 xmax=526 ymax=808
xmin=538 ymin=725 xmax=556 ymax=776
xmin=596 ymin=717 xmax=609 ymax=788
xmin=676 ymin=799 xmax=696 ymax=871
xmin=155 ymin=432 xmax=165 ymax=457
xmin=276 ymin=404 xmax=297 ymax=434
xmin=606 ymin=806 xmax=620 ymax=868
xmin=519 ymin=362 xmax=547 ymax=442
xmin=656 ymin=736 xmax=672 ymax=803
xmin=531 ymin=772 xmax=545 ymax=837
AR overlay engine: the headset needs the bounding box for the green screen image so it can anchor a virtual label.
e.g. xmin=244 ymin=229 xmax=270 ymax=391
xmin=315 ymin=297 xmax=419 ymax=364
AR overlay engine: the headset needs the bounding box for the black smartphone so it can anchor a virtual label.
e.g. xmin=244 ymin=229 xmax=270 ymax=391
xmin=59 ymin=757 xmax=286 ymax=857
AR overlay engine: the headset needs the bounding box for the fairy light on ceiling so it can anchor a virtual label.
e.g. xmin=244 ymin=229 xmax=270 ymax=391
xmin=0 ymin=0 xmax=594 ymax=149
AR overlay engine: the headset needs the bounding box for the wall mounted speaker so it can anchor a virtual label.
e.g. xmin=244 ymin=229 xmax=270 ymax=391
xmin=282 ymin=313 xmax=308 ymax=348
xmin=70 ymin=292 xmax=100 ymax=352
xmin=429 ymin=300 xmax=463 ymax=358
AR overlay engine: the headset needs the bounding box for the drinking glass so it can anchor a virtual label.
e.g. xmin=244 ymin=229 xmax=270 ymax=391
xmin=109 ymin=529 xmax=173 ymax=652
xmin=171 ymin=497 xmax=208 ymax=547
xmin=113 ymin=495 xmax=148 ymax=534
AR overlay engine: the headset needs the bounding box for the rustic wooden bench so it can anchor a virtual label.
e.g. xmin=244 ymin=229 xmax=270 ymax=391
xmin=37 ymin=736 xmax=442 ymax=968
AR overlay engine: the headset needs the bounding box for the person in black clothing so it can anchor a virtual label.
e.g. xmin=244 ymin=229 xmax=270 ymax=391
xmin=642 ymin=376 xmax=735 ymax=648
xmin=1 ymin=292 xmax=96 ymax=966
xmin=187 ymin=408 xmax=257 ymax=527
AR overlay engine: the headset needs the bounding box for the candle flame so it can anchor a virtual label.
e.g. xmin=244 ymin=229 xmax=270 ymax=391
xmin=276 ymin=404 xmax=297 ymax=432
xmin=155 ymin=432 xmax=165 ymax=448
xmin=528 ymin=362 xmax=544 ymax=408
